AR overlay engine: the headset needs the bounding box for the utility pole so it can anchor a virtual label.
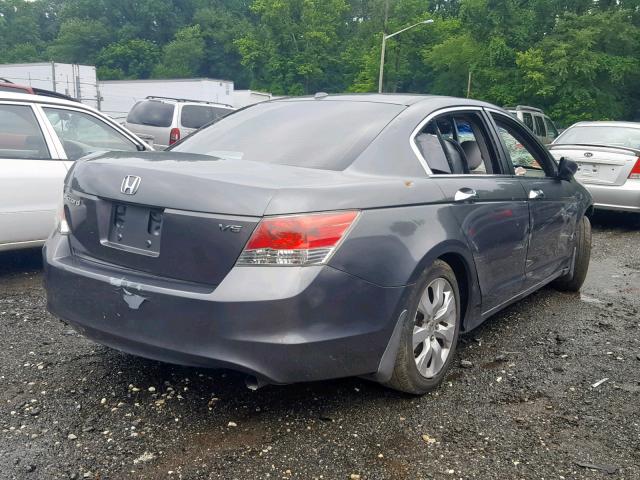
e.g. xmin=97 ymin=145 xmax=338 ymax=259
xmin=466 ymin=70 xmax=472 ymax=98
xmin=378 ymin=0 xmax=390 ymax=94
xmin=378 ymin=15 xmax=434 ymax=93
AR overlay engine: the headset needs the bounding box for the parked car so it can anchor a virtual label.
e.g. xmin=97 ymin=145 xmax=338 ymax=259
xmin=549 ymin=121 xmax=640 ymax=212
xmin=0 ymin=91 xmax=153 ymax=252
xmin=124 ymin=96 xmax=235 ymax=149
xmin=506 ymin=105 xmax=559 ymax=144
xmin=44 ymin=94 xmax=592 ymax=394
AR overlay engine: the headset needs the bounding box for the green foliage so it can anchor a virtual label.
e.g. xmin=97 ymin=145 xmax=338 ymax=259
xmin=46 ymin=19 xmax=112 ymax=63
xmin=1 ymin=0 xmax=639 ymax=124
xmin=96 ymin=39 xmax=160 ymax=80
xmin=153 ymin=25 xmax=205 ymax=78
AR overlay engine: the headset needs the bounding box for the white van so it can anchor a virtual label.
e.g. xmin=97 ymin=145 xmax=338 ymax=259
xmin=124 ymin=97 xmax=235 ymax=149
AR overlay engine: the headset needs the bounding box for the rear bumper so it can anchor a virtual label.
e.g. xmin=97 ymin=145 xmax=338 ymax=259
xmin=44 ymin=233 xmax=407 ymax=384
xmin=582 ymin=179 xmax=640 ymax=212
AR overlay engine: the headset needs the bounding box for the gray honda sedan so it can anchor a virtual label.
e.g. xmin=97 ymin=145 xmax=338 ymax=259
xmin=44 ymin=94 xmax=592 ymax=394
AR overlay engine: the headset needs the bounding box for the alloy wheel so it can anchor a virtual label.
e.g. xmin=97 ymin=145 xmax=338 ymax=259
xmin=412 ymin=277 xmax=457 ymax=378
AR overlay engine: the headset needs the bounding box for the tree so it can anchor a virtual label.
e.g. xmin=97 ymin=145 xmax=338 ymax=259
xmin=235 ymin=0 xmax=350 ymax=94
xmin=96 ymin=39 xmax=160 ymax=79
xmin=153 ymin=25 xmax=205 ymax=78
xmin=46 ymin=19 xmax=112 ymax=63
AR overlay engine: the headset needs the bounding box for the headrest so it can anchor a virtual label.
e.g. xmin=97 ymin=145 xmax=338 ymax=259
xmin=461 ymin=141 xmax=483 ymax=170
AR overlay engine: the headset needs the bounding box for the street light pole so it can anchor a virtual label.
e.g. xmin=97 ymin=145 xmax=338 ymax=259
xmin=378 ymin=19 xmax=434 ymax=94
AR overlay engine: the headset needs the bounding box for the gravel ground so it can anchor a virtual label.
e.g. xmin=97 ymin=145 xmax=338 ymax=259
xmin=1 ymin=212 xmax=639 ymax=480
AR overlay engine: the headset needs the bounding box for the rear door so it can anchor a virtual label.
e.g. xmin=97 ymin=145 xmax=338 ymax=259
xmin=124 ymin=100 xmax=176 ymax=149
xmin=490 ymin=111 xmax=580 ymax=288
xmin=415 ymin=108 xmax=530 ymax=311
xmin=0 ymin=102 xmax=67 ymax=247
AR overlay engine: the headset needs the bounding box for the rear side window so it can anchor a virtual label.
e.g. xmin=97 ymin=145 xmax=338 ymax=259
xmin=414 ymin=111 xmax=498 ymax=175
xmin=127 ymin=101 xmax=175 ymax=127
xmin=534 ymin=115 xmax=546 ymax=137
xmin=0 ymin=104 xmax=50 ymax=160
xmin=522 ymin=112 xmax=534 ymax=131
xmin=171 ymin=101 xmax=404 ymax=170
xmin=180 ymin=105 xmax=232 ymax=129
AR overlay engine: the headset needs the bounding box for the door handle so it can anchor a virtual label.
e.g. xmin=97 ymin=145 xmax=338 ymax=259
xmin=529 ymin=189 xmax=545 ymax=200
xmin=454 ymin=188 xmax=478 ymax=202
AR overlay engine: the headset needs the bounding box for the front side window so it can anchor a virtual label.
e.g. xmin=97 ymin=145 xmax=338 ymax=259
xmin=44 ymin=107 xmax=137 ymax=160
xmin=415 ymin=111 xmax=497 ymax=175
xmin=492 ymin=114 xmax=552 ymax=177
xmin=181 ymin=105 xmax=232 ymax=129
xmin=522 ymin=112 xmax=534 ymax=131
xmin=0 ymin=104 xmax=50 ymax=160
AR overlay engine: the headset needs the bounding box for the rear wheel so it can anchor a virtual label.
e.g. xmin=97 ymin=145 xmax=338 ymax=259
xmin=385 ymin=260 xmax=461 ymax=395
xmin=553 ymin=215 xmax=591 ymax=292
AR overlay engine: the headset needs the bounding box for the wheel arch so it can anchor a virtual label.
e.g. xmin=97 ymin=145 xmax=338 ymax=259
xmin=410 ymin=240 xmax=482 ymax=332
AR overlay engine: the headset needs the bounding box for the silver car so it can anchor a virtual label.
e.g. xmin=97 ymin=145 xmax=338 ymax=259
xmin=124 ymin=96 xmax=235 ymax=149
xmin=549 ymin=121 xmax=640 ymax=212
xmin=0 ymin=91 xmax=152 ymax=252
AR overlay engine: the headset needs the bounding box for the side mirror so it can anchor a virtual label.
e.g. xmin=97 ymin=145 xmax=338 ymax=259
xmin=557 ymin=157 xmax=578 ymax=181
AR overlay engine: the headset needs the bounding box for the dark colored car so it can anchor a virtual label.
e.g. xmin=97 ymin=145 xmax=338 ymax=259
xmin=44 ymin=94 xmax=592 ymax=394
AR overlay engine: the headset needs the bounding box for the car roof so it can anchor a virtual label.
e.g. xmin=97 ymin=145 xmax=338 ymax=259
xmin=143 ymin=96 xmax=235 ymax=109
xmin=0 ymin=90 xmax=88 ymax=109
xmin=272 ymin=93 xmax=498 ymax=108
xmin=568 ymin=121 xmax=640 ymax=129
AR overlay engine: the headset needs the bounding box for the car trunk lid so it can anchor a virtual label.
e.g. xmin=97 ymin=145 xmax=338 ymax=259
xmin=549 ymin=144 xmax=640 ymax=186
xmin=65 ymin=152 xmax=278 ymax=286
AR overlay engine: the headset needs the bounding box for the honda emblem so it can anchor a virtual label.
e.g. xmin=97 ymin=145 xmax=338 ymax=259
xmin=121 ymin=175 xmax=141 ymax=195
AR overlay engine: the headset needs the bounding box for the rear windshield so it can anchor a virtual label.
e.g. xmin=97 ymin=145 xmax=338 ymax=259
xmin=181 ymin=105 xmax=233 ymax=129
xmin=127 ymin=101 xmax=175 ymax=127
xmin=170 ymin=100 xmax=404 ymax=170
xmin=556 ymin=126 xmax=640 ymax=149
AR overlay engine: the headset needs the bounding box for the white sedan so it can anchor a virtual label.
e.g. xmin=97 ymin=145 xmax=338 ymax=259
xmin=0 ymin=91 xmax=152 ymax=252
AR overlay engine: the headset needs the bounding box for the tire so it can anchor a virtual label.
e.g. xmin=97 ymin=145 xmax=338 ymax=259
xmin=384 ymin=260 xmax=461 ymax=395
xmin=553 ymin=215 xmax=591 ymax=292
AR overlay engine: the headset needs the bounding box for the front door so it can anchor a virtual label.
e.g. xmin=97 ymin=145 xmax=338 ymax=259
xmin=490 ymin=111 xmax=580 ymax=288
xmin=414 ymin=109 xmax=530 ymax=312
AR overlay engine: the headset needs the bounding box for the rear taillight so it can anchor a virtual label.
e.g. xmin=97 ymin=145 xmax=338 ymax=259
xmin=237 ymin=211 xmax=359 ymax=266
xmin=57 ymin=198 xmax=70 ymax=235
xmin=629 ymin=158 xmax=640 ymax=179
xmin=169 ymin=128 xmax=181 ymax=145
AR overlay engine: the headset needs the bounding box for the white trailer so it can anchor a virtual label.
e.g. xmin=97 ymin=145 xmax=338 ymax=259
xmin=233 ymin=90 xmax=272 ymax=108
xmin=0 ymin=62 xmax=99 ymax=108
xmin=99 ymin=78 xmax=235 ymax=120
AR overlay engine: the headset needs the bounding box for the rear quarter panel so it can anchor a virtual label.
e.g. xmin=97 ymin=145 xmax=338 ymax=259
xmin=328 ymin=193 xmax=483 ymax=327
